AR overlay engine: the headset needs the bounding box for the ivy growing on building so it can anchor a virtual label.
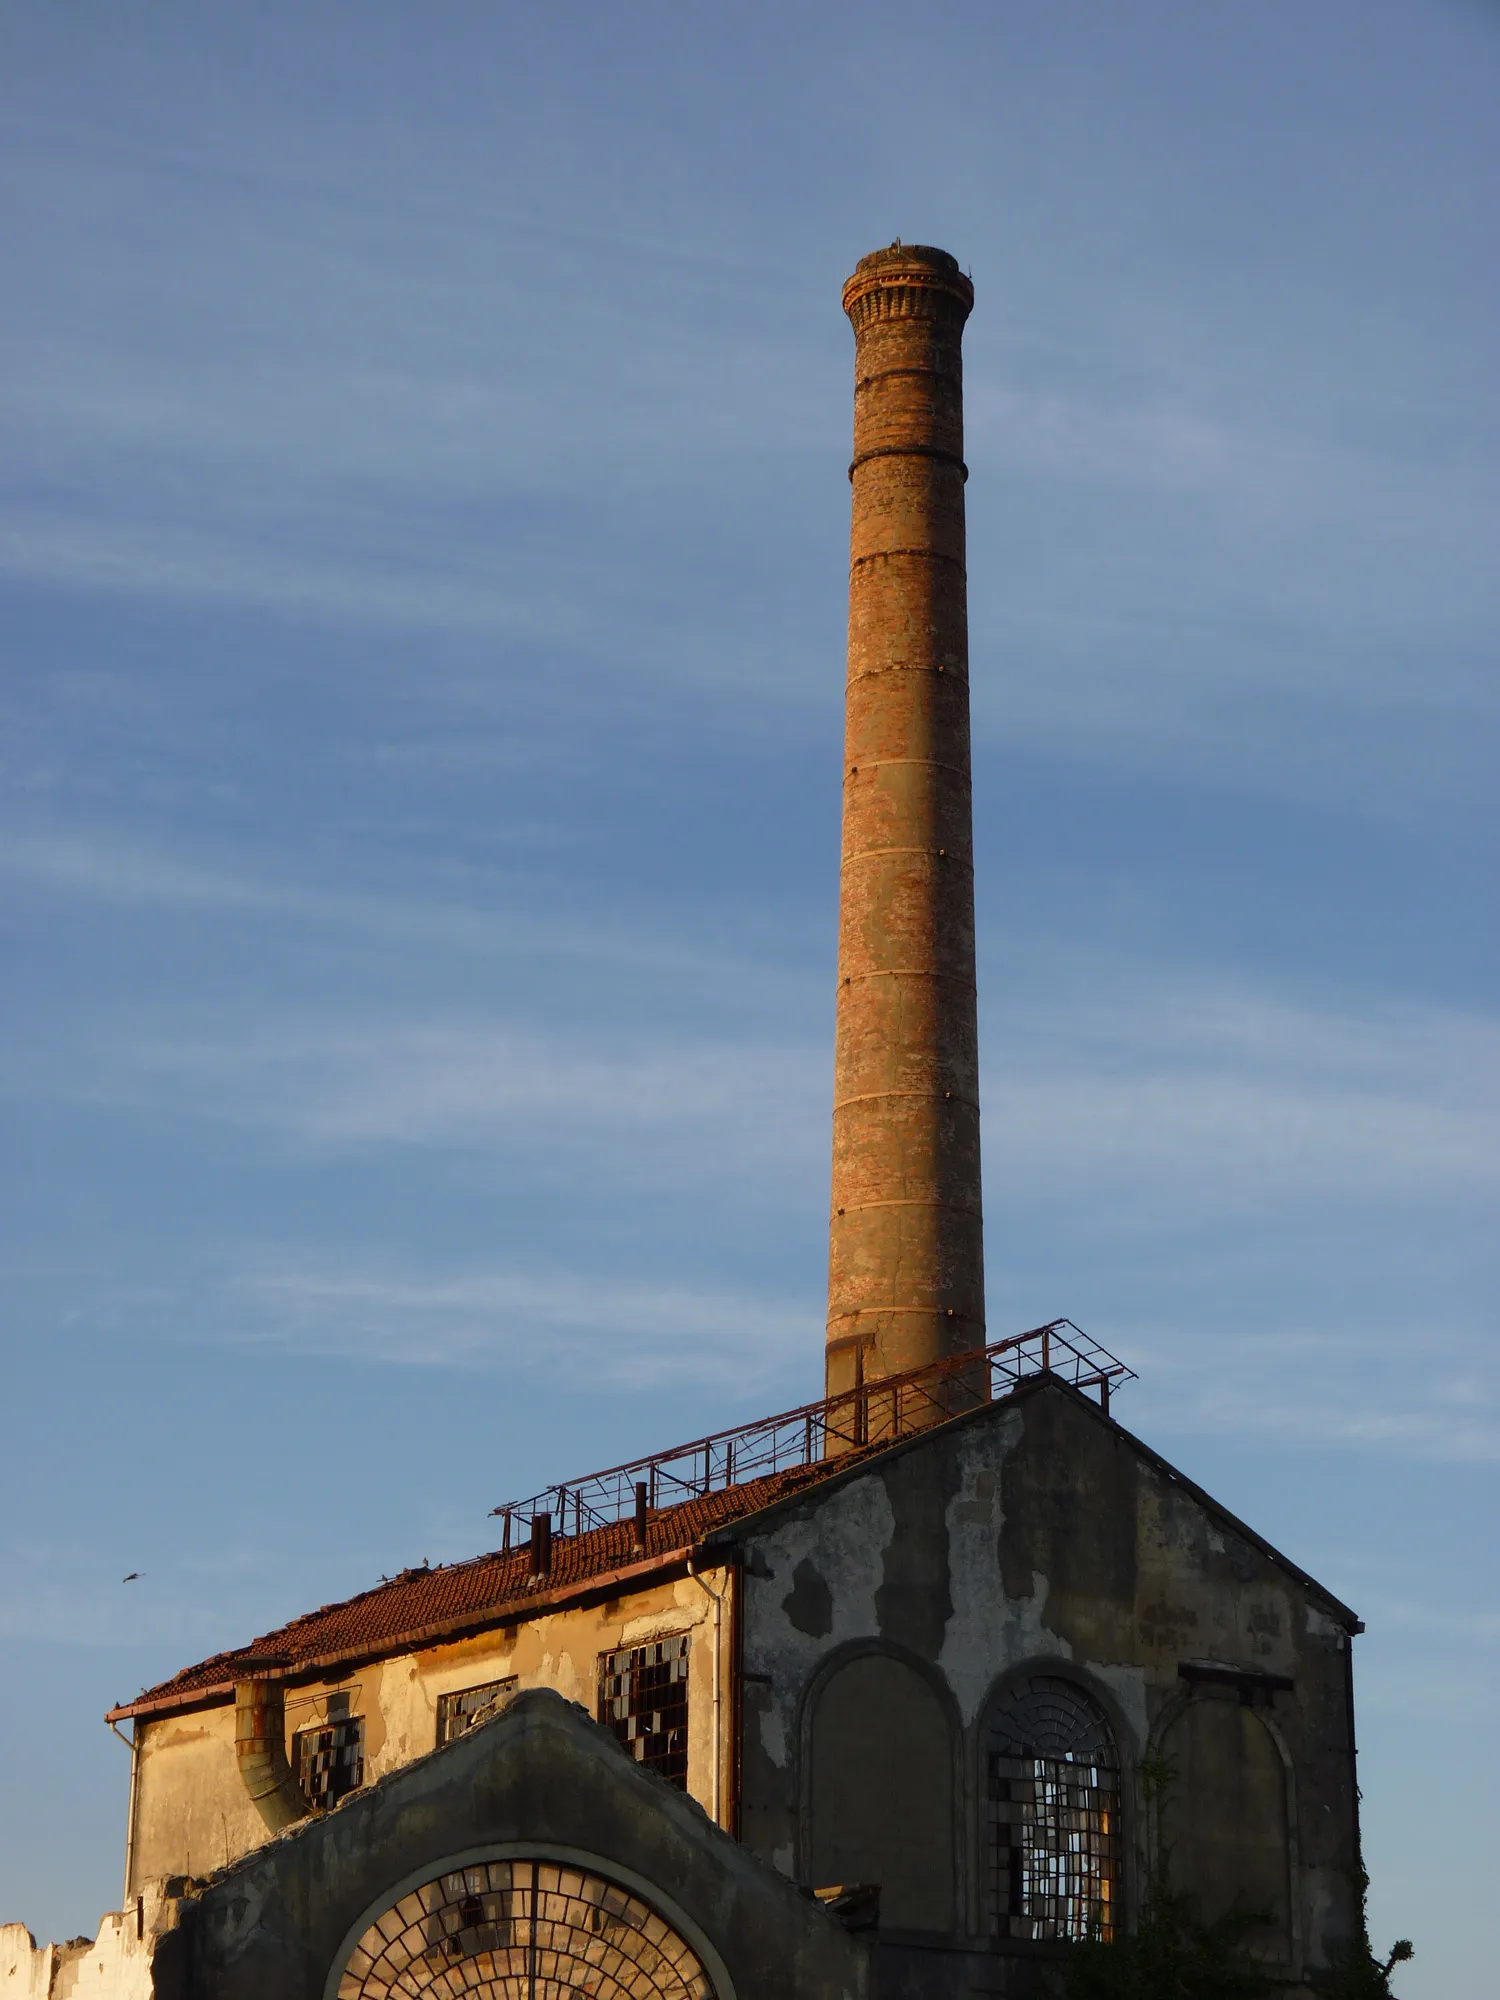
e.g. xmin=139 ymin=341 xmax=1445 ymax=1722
xmin=1060 ymin=1752 xmax=1414 ymax=2000
xmin=1062 ymin=1752 xmax=1271 ymax=2000
xmin=1063 ymin=1877 xmax=1273 ymax=2000
xmin=1318 ymin=1862 xmax=1413 ymax=2000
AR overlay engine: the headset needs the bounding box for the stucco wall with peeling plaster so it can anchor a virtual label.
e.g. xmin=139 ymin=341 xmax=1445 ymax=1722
xmin=0 ymin=1883 xmax=184 ymax=2000
xmin=726 ymin=1381 xmax=1359 ymax=1999
xmin=128 ymin=1564 xmax=732 ymax=1892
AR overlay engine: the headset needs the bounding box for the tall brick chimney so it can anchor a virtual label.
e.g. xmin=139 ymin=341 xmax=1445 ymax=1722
xmin=826 ymin=243 xmax=984 ymax=1405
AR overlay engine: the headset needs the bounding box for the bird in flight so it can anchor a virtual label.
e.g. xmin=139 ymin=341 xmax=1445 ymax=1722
xmin=122 ymin=1573 xmax=140 ymax=1583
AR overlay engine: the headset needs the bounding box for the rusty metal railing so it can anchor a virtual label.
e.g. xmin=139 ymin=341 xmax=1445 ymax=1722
xmin=487 ymin=1320 xmax=1134 ymax=1547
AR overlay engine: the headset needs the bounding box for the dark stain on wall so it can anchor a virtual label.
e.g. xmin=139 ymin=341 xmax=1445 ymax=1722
xmin=1139 ymin=1598 xmax=1201 ymax=1650
xmin=875 ymin=1447 xmax=958 ymax=1660
xmin=782 ymin=1559 xmax=834 ymax=1639
xmin=737 ymin=1670 xmax=797 ymax=1868
xmin=999 ymin=1394 xmax=1139 ymax=1657
xmin=1247 ymin=1604 xmax=1282 ymax=1658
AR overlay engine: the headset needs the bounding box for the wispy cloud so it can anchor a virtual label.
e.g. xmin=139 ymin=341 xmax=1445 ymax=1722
xmin=0 ymin=830 xmax=819 ymax=998
xmin=0 ymin=831 xmax=280 ymax=911
xmin=11 ymin=1247 xmax=818 ymax=1403
xmin=9 ymin=936 xmax=1489 ymax=1468
xmin=9 ymin=846 xmax=1492 ymax=1220
xmin=4 ymin=140 xmax=1493 ymax=812
xmin=984 ymin=983 xmax=1499 ymax=1211
xmin=45 ymin=965 xmax=1492 ymax=1224
xmin=226 ymin=1260 xmax=812 ymax=1390
xmin=119 ymin=1020 xmax=827 ymax=1193
xmin=0 ymin=505 xmax=790 ymax=697
xmin=229 ymin=1264 xmax=1497 ymax=1463
xmin=1122 ymin=1320 xmax=1498 ymax=1465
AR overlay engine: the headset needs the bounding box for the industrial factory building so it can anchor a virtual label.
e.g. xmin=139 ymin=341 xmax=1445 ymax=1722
xmin=2 ymin=247 xmax=1365 ymax=2000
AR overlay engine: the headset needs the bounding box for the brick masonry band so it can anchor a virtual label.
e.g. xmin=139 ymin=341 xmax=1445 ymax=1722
xmin=827 ymin=244 xmax=986 ymax=1399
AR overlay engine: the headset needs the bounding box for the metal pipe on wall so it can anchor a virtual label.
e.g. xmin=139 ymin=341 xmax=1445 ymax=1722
xmin=234 ymin=1677 xmax=308 ymax=1833
xmin=107 ymin=1716 xmax=141 ymax=1902
xmin=688 ymin=1558 xmax=726 ymax=1828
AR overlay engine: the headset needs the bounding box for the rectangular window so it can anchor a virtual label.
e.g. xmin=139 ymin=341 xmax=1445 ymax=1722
xmin=294 ymin=1713 xmax=365 ymax=1810
xmin=436 ymin=1676 xmax=518 ymax=1747
xmin=987 ymin=1752 xmax=1117 ymax=1941
xmin=597 ymin=1633 xmax=690 ymax=1788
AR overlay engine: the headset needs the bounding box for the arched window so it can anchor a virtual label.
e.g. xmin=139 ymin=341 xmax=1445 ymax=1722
xmin=1160 ymin=1697 xmax=1292 ymax=1962
xmin=334 ymin=1857 xmax=716 ymax=1999
xmin=808 ymin=1653 xmax=955 ymax=1933
xmin=984 ymin=1675 xmax=1120 ymax=1943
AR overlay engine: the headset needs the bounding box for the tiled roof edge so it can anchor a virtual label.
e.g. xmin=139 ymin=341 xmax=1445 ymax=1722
xmin=105 ymin=1543 xmax=701 ymax=1724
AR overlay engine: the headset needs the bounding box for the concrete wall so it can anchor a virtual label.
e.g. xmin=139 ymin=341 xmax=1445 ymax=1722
xmin=129 ymin=1564 xmax=733 ymax=1893
xmin=729 ymin=1382 xmax=1360 ymax=1997
xmin=152 ymin=1690 xmax=867 ymax=2000
xmin=0 ymin=1883 xmax=183 ymax=1999
xmin=1161 ymin=1691 xmax=1295 ymax=1959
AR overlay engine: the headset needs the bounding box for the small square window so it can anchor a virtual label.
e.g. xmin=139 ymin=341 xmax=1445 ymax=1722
xmin=436 ymin=1677 xmax=518 ymax=1747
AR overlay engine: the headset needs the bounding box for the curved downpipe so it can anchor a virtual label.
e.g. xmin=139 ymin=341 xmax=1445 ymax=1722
xmin=235 ymin=1677 xmax=308 ymax=1832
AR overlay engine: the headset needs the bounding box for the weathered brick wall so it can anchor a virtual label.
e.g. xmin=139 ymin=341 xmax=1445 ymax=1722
xmin=829 ymin=245 xmax=985 ymax=1398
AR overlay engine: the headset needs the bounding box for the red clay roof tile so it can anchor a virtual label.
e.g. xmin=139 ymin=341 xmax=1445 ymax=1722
xmin=109 ymin=1456 xmax=856 ymax=1721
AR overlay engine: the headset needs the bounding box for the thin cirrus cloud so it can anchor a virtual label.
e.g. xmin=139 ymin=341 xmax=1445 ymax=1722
xmin=0 ymin=504 xmax=722 ymax=682
xmin=983 ymin=985 xmax=1499 ymax=1213
xmin=1120 ymin=1321 xmax=1497 ymax=1467
xmin=0 ymin=832 xmax=817 ymax=1000
xmin=5 ymin=136 xmax=1492 ymax=811
xmin=220 ymin=1261 xmax=812 ymax=1393
xmin=148 ymin=1256 xmax=1497 ymax=1466
xmin=91 ymin=980 xmax=1497 ymax=1219
xmin=122 ymin=1020 xmax=829 ymax=1190
xmin=7 ymin=825 xmax=1492 ymax=1227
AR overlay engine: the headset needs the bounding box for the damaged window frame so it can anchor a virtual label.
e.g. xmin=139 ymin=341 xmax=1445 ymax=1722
xmin=597 ymin=1632 xmax=691 ymax=1789
xmin=435 ymin=1676 xmax=519 ymax=1747
xmin=292 ymin=1690 xmax=365 ymax=1812
xmin=984 ymin=1675 xmax=1121 ymax=1945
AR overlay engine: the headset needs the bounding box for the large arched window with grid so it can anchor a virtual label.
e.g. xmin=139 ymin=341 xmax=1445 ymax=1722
xmin=984 ymin=1675 xmax=1120 ymax=1943
xmin=334 ymin=1857 xmax=717 ymax=1999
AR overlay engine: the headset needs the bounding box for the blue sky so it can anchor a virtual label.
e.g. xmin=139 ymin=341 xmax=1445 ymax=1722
xmin=1 ymin=3 xmax=1494 ymax=1990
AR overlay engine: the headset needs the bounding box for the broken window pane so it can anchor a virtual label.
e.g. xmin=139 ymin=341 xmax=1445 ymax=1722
xmin=335 ymin=1857 xmax=715 ymax=1998
xmin=984 ymin=1676 xmax=1119 ymax=1942
xmin=436 ymin=1676 xmax=518 ymax=1747
xmin=597 ymin=1634 xmax=690 ymax=1789
xmin=294 ymin=1713 xmax=365 ymax=1811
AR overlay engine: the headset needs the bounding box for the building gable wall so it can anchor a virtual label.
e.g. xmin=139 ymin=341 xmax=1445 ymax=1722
xmin=732 ymin=1382 xmax=1359 ymax=1994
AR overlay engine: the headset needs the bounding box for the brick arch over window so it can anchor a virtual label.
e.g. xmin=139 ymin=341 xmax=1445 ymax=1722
xmin=982 ymin=1673 xmax=1121 ymax=1942
xmin=1159 ymin=1696 xmax=1293 ymax=1964
xmin=806 ymin=1650 xmax=956 ymax=1933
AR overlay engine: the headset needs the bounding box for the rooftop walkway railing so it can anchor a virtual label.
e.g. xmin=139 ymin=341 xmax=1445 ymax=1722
xmin=488 ymin=1320 xmax=1135 ymax=1549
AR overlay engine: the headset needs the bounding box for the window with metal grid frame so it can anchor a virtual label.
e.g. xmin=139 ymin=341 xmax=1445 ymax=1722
xmin=985 ymin=1675 xmax=1119 ymax=1942
xmin=598 ymin=1633 xmax=691 ymax=1788
xmin=435 ymin=1676 xmax=518 ymax=1747
xmin=293 ymin=1708 xmax=365 ymax=1810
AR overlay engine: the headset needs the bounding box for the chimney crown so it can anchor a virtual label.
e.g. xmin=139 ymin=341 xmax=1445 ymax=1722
xmin=842 ymin=243 xmax=974 ymax=327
